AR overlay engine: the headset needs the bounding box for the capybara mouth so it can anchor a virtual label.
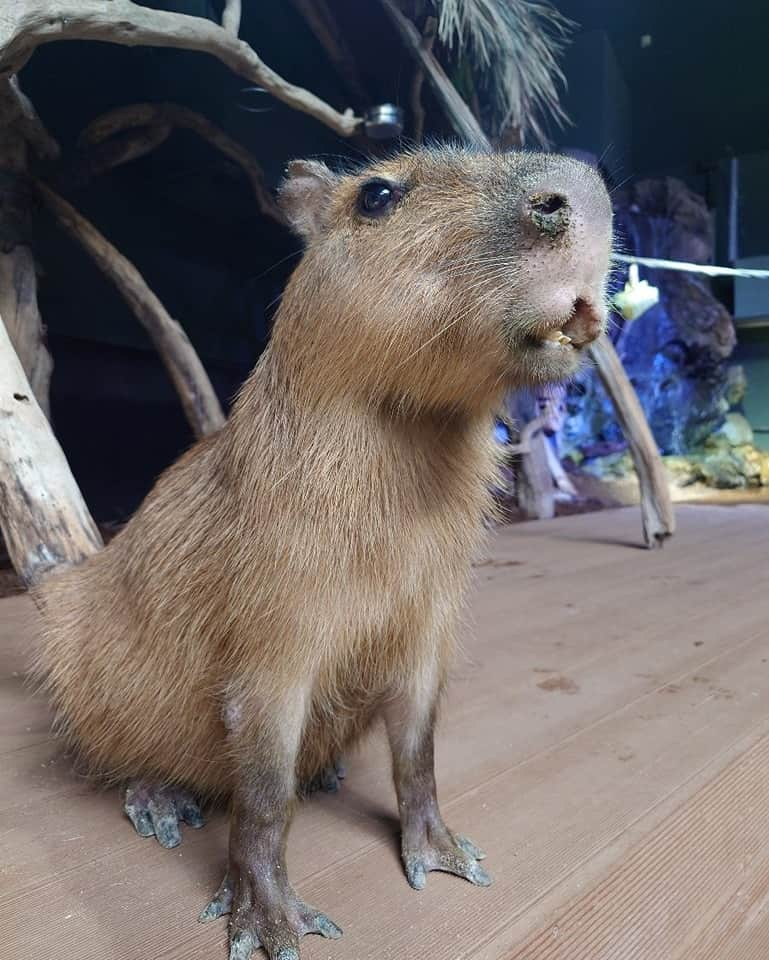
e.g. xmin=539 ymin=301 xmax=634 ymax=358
xmin=528 ymin=297 xmax=605 ymax=351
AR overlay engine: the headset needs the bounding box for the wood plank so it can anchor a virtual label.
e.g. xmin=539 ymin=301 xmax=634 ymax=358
xmin=1 ymin=506 xmax=769 ymax=960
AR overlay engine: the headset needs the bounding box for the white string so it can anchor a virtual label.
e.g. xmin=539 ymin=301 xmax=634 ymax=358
xmin=614 ymin=253 xmax=769 ymax=280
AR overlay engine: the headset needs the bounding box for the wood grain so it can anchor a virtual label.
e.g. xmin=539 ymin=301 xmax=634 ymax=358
xmin=2 ymin=505 xmax=768 ymax=958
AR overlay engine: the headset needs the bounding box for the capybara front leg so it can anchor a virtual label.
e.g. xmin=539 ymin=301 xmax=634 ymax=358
xmin=200 ymin=694 xmax=343 ymax=959
xmin=385 ymin=690 xmax=491 ymax=891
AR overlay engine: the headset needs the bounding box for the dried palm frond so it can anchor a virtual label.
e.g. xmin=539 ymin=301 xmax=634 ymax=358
xmin=432 ymin=0 xmax=574 ymax=145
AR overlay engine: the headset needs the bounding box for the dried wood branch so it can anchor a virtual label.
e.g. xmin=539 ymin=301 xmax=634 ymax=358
xmin=589 ymin=334 xmax=675 ymax=547
xmin=410 ymin=15 xmax=437 ymax=144
xmin=379 ymin=0 xmax=488 ymax=146
xmin=0 ymin=308 xmax=102 ymax=587
xmin=0 ymin=0 xmax=360 ymax=136
xmin=79 ymin=102 xmax=283 ymax=223
xmin=37 ymin=181 xmax=225 ymax=439
xmin=77 ymin=122 xmax=172 ymax=181
xmin=0 ymin=76 xmax=55 ymax=415
xmin=0 ymin=247 xmax=52 ymax=418
xmin=221 ymin=0 xmax=241 ymax=38
xmin=506 ymin=399 xmax=555 ymax=520
xmin=7 ymin=75 xmax=60 ymax=159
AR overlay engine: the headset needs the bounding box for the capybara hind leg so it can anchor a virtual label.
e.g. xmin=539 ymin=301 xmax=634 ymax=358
xmin=123 ymin=780 xmax=204 ymax=849
xmin=300 ymin=758 xmax=346 ymax=797
xmin=384 ymin=690 xmax=491 ymax=891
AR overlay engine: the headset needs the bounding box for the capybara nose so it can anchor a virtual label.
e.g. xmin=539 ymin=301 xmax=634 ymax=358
xmin=527 ymin=191 xmax=571 ymax=238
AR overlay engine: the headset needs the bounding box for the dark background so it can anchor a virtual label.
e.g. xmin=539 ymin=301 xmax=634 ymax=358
xmin=17 ymin=0 xmax=769 ymax=520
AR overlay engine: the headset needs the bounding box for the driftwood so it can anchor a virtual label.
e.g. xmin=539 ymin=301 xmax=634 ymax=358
xmin=76 ymin=122 xmax=173 ymax=182
xmin=79 ymin=102 xmax=283 ymax=224
xmin=0 ymin=0 xmax=360 ymax=137
xmin=517 ymin=431 xmax=556 ymax=521
xmin=0 ymin=248 xmax=52 ymax=419
xmin=37 ymin=182 xmax=225 ymax=439
xmin=378 ymin=0 xmax=488 ymax=146
xmin=221 ymin=0 xmax=241 ymax=38
xmin=0 ymin=309 xmax=102 ymax=587
xmin=0 ymin=76 xmax=55 ymax=416
xmin=590 ymin=334 xmax=675 ymax=547
xmin=506 ymin=403 xmax=555 ymax=520
xmin=7 ymin=74 xmax=59 ymax=161
xmin=409 ymin=16 xmax=438 ymax=143
xmin=0 ymin=0 xmax=365 ymax=589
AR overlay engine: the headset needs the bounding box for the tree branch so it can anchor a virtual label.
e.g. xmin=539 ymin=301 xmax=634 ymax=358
xmin=0 ymin=308 xmax=102 ymax=587
xmin=0 ymin=247 xmax=53 ymax=418
xmin=36 ymin=181 xmax=225 ymax=439
xmin=79 ymin=101 xmax=284 ymax=223
xmin=378 ymin=0 xmax=488 ymax=147
xmin=221 ymin=0 xmax=241 ymax=38
xmin=7 ymin=74 xmax=60 ymax=159
xmin=409 ymin=15 xmax=437 ymax=144
xmin=76 ymin=120 xmax=172 ymax=180
xmin=0 ymin=0 xmax=360 ymax=137
xmin=589 ymin=334 xmax=675 ymax=547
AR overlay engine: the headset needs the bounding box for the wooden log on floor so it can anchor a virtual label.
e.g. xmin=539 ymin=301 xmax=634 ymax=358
xmin=589 ymin=334 xmax=675 ymax=547
xmin=0 ymin=309 xmax=102 ymax=588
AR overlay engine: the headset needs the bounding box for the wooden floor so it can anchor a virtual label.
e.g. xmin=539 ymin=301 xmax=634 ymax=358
xmin=3 ymin=504 xmax=769 ymax=960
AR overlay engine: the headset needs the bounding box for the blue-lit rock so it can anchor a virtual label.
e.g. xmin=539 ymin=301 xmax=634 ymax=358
xmin=563 ymin=177 xmax=739 ymax=466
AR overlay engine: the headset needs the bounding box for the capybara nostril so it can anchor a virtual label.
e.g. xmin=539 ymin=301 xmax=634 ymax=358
xmin=528 ymin=192 xmax=571 ymax=237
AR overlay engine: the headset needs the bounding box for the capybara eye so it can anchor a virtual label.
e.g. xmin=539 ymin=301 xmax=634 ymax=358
xmin=357 ymin=179 xmax=403 ymax=218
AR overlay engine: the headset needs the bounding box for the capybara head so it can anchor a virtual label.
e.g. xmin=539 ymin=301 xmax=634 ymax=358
xmin=275 ymin=147 xmax=613 ymax=414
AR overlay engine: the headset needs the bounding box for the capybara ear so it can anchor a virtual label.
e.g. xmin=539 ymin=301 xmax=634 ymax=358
xmin=278 ymin=159 xmax=340 ymax=243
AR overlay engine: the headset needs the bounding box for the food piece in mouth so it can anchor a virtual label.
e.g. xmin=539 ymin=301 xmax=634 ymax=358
xmin=541 ymin=329 xmax=573 ymax=345
xmin=537 ymin=298 xmax=604 ymax=349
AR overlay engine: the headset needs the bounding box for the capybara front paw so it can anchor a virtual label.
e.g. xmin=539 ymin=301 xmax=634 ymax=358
xmin=228 ymin=904 xmax=341 ymax=960
xmin=200 ymin=871 xmax=342 ymax=960
xmin=300 ymin=758 xmax=347 ymax=796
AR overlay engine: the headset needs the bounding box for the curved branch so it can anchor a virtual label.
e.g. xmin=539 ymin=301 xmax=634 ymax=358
xmin=78 ymin=122 xmax=172 ymax=180
xmin=409 ymin=15 xmax=437 ymax=144
xmin=7 ymin=75 xmax=60 ymax=159
xmin=0 ymin=0 xmax=360 ymax=137
xmin=221 ymin=0 xmax=241 ymax=38
xmin=36 ymin=181 xmax=225 ymax=439
xmin=79 ymin=102 xmax=284 ymax=223
xmin=588 ymin=334 xmax=675 ymax=547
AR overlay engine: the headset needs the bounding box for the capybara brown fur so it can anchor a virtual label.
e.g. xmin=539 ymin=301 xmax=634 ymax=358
xmin=35 ymin=147 xmax=613 ymax=960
